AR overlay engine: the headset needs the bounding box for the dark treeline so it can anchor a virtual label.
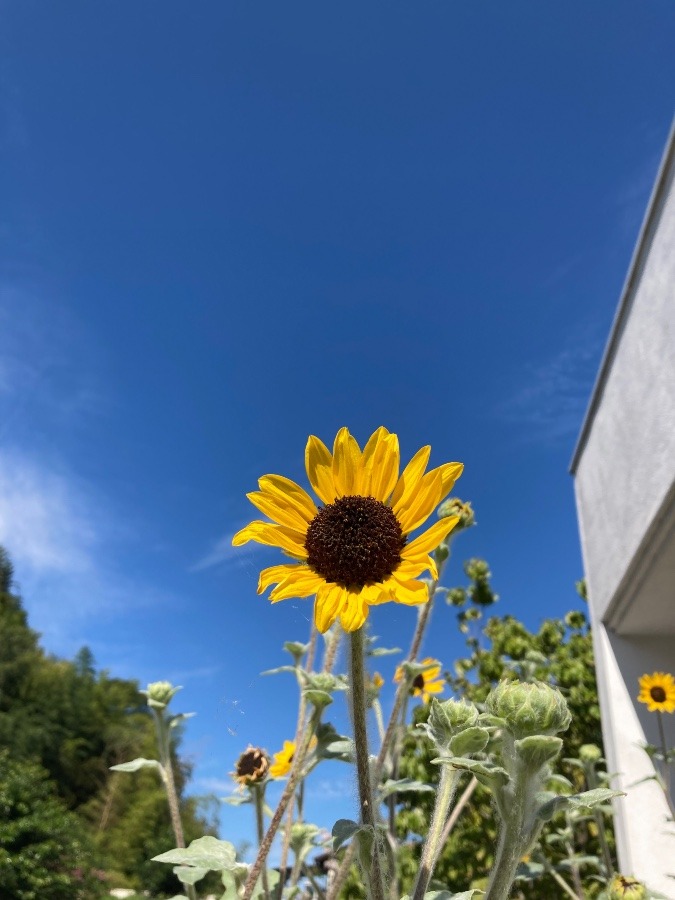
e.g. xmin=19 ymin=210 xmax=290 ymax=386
xmin=0 ymin=546 xmax=218 ymax=899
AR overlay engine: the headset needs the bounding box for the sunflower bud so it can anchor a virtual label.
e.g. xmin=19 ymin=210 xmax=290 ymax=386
xmin=579 ymin=743 xmax=602 ymax=764
xmin=438 ymin=497 xmax=475 ymax=530
xmin=424 ymin=697 xmax=479 ymax=750
xmin=607 ymin=875 xmax=647 ymax=900
xmin=233 ymin=746 xmax=269 ymax=786
xmin=143 ymin=681 xmax=181 ymax=709
xmin=485 ymin=681 xmax=571 ymax=739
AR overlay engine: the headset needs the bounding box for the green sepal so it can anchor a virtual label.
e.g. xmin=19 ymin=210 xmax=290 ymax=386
xmin=303 ymin=689 xmax=333 ymax=709
xmin=449 ymin=726 xmax=490 ymax=756
xmin=514 ymin=735 xmax=563 ymax=769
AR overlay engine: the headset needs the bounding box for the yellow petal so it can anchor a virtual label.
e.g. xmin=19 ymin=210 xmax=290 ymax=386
xmin=395 ymin=470 xmax=442 ymax=535
xmin=305 ymin=436 xmax=337 ymax=504
xmin=314 ymin=583 xmax=347 ymax=633
xmin=232 ymin=521 xmax=308 ymax=559
xmin=269 ymin=567 xmax=325 ymax=602
xmin=397 ymin=554 xmax=438 ymax=581
xmin=404 ymin=515 xmax=460 ymax=557
xmin=368 ymin=433 xmax=400 ymax=502
xmin=332 ymin=427 xmax=362 ymax=497
xmin=258 ymin=475 xmax=318 ymax=521
xmin=258 ymin=563 xmax=305 ymax=593
xmin=429 ymin=462 xmax=464 ymax=503
xmin=339 ymin=590 xmax=369 ymax=632
xmin=360 ymin=583 xmax=393 ymax=606
xmin=388 ymin=576 xmax=429 ymax=606
xmin=246 ymin=491 xmax=312 ymax=533
xmin=391 ymin=445 xmax=431 ymax=513
xmin=357 ymin=427 xmax=389 ymax=495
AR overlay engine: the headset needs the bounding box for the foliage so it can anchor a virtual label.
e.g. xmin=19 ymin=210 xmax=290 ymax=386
xmin=0 ymin=750 xmax=104 ymax=899
xmin=0 ymin=546 xmax=217 ymax=896
xmin=395 ymin=560 xmax=613 ymax=899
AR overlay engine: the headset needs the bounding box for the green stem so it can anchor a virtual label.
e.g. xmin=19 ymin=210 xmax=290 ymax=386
xmin=484 ymin=764 xmax=528 ymax=900
xmin=657 ymin=710 xmax=675 ymax=820
xmin=152 ymin=709 xmax=197 ymax=900
xmin=585 ymin=763 xmax=614 ymax=877
xmin=253 ymin=787 xmax=271 ymax=900
xmin=349 ymin=627 xmax=386 ymax=900
xmin=411 ymin=766 xmax=460 ymax=900
xmin=242 ymin=718 xmax=319 ymax=900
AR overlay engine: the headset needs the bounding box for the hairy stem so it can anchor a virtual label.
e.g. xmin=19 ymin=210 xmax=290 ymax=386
xmin=657 ymin=710 xmax=675 ymax=819
xmin=254 ymin=786 xmax=271 ymax=900
xmin=438 ymin=775 xmax=478 ymax=847
xmin=411 ymin=765 xmax=460 ymax=900
xmin=349 ymin=627 xmax=386 ymax=900
xmin=242 ymin=721 xmax=319 ymax=900
xmin=277 ymin=623 xmax=319 ymax=895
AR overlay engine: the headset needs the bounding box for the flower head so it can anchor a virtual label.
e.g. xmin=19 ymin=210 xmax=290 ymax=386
xmin=394 ymin=657 xmax=445 ymax=704
xmin=233 ymin=427 xmax=462 ymax=633
xmin=608 ymin=875 xmax=647 ymax=900
xmin=269 ymin=736 xmax=318 ymax=779
xmin=485 ymin=680 xmax=571 ymax=738
xmin=637 ymin=672 xmax=675 ymax=713
xmin=232 ymin=746 xmax=269 ymax=787
xmin=141 ymin=681 xmax=181 ymax=709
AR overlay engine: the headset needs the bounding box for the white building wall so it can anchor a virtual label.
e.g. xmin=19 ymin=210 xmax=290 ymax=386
xmin=572 ymin=125 xmax=675 ymax=897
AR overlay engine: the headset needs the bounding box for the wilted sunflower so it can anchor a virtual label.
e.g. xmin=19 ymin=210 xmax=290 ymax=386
xmin=269 ymin=736 xmax=318 ymax=779
xmin=394 ymin=657 xmax=445 ymax=703
xmin=233 ymin=427 xmax=462 ymax=633
xmin=637 ymin=672 xmax=675 ymax=713
xmin=232 ymin=746 xmax=269 ymax=786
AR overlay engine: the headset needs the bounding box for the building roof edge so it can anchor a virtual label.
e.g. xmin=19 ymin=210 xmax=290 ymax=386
xmin=569 ymin=118 xmax=675 ymax=475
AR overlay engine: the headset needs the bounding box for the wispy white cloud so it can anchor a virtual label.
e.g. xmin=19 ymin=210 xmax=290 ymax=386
xmin=191 ymin=531 xmax=262 ymax=572
xmin=497 ymin=334 xmax=602 ymax=444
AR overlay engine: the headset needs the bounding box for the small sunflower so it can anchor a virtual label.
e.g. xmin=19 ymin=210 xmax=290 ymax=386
xmin=232 ymin=746 xmax=269 ymax=786
xmin=394 ymin=657 xmax=445 ymax=704
xmin=269 ymin=736 xmax=317 ymax=779
xmin=637 ymin=672 xmax=675 ymax=713
xmin=233 ymin=427 xmax=462 ymax=633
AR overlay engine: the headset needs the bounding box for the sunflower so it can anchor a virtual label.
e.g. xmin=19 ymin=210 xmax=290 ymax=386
xmin=232 ymin=746 xmax=269 ymax=786
xmin=269 ymin=736 xmax=318 ymax=779
xmin=232 ymin=427 xmax=462 ymax=633
xmin=637 ymin=672 xmax=675 ymax=713
xmin=394 ymin=657 xmax=445 ymax=703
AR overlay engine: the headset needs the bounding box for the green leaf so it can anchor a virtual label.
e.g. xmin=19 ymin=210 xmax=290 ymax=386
xmin=566 ymin=788 xmax=624 ymax=811
xmin=221 ymin=794 xmax=251 ymax=806
xmin=110 ymin=757 xmax=161 ymax=773
xmin=432 ymin=756 xmax=510 ymax=789
xmin=152 ymin=835 xmax=237 ymax=870
xmin=368 ymin=646 xmax=402 ymax=657
xmin=332 ymin=818 xmax=361 ymax=851
xmin=174 ymin=865 xmax=209 ymax=885
xmin=378 ymin=778 xmax=436 ymax=800
xmin=169 ymin=712 xmax=196 ymax=729
xmin=261 ymin=665 xmax=299 ymax=676
xmin=514 ymin=735 xmax=563 ymax=769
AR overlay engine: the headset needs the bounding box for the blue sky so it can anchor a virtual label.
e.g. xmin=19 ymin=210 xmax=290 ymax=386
xmin=1 ymin=0 xmax=674 ymax=850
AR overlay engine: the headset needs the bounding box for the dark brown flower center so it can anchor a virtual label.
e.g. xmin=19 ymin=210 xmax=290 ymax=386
xmin=412 ymin=674 xmax=426 ymax=691
xmin=650 ymin=686 xmax=667 ymax=703
xmin=237 ymin=748 xmax=266 ymax=778
xmin=305 ymin=495 xmax=405 ymax=587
